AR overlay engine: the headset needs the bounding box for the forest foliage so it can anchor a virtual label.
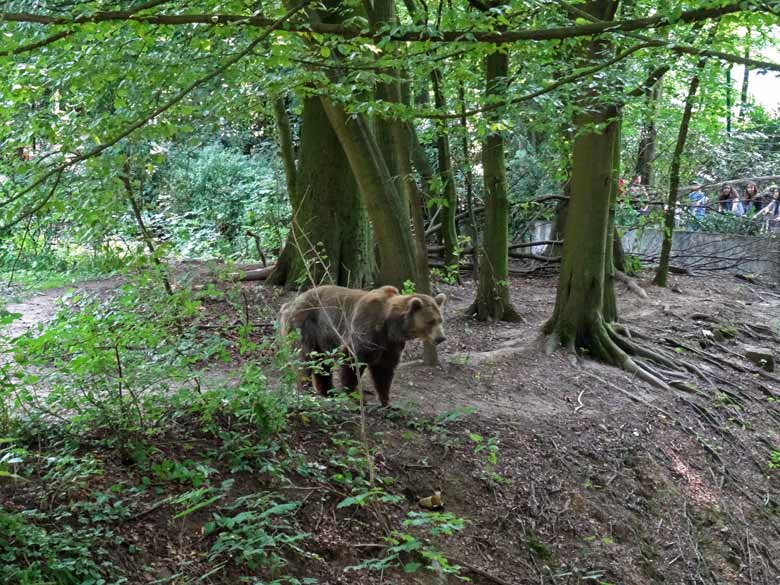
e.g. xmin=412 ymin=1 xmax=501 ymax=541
xmin=2 ymin=0 xmax=780 ymax=583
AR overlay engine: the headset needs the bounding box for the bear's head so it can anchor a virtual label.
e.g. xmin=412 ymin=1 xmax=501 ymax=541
xmin=400 ymin=293 xmax=447 ymax=345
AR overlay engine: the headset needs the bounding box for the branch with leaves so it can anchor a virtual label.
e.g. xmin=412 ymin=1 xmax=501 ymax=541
xmin=0 ymin=0 xmax=311 ymax=230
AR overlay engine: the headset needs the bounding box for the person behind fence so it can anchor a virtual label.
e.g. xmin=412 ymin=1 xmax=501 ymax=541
xmin=688 ymin=182 xmax=707 ymax=219
xmin=745 ymin=182 xmax=762 ymax=213
xmin=718 ymin=183 xmax=737 ymax=212
xmin=756 ymin=185 xmax=780 ymax=229
xmin=729 ymin=185 xmax=745 ymax=216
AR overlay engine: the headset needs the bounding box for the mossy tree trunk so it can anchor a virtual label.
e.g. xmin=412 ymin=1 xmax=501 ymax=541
xmin=544 ymin=106 xmax=620 ymax=354
xmin=319 ymin=99 xmax=418 ymax=288
xmin=468 ymin=49 xmax=519 ymax=322
xmin=654 ymin=61 xmax=706 ymax=287
xmin=543 ymin=0 xmax=675 ymax=389
xmin=268 ymin=97 xmax=374 ymax=289
xmin=603 ymin=118 xmax=621 ymax=323
xmin=288 ymin=0 xmax=418 ymax=289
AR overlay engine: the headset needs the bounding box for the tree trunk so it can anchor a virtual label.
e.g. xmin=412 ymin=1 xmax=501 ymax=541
xmin=458 ymin=81 xmax=479 ymax=279
xmin=268 ymin=98 xmax=374 ymax=289
xmin=725 ymin=67 xmax=733 ymax=135
xmin=654 ymin=66 xmax=705 ymax=287
xmin=319 ymin=98 xmax=418 ymax=288
xmin=468 ymin=49 xmax=520 ymax=322
xmin=602 ymin=118 xmax=621 ymax=323
xmin=431 ymin=69 xmax=459 ymax=268
xmin=120 ymin=162 xmax=173 ymax=295
xmin=634 ymin=75 xmax=663 ymax=188
xmin=544 ymin=106 xmax=619 ymax=353
xmin=282 ymin=0 xmax=418 ymax=289
xmin=267 ymin=95 xmax=298 ymax=285
xmin=739 ymin=34 xmax=750 ymax=120
xmin=272 ymin=96 xmax=297 ymax=199
xmin=541 ymin=0 xmax=673 ymax=386
xmin=396 ymin=123 xmax=439 ymax=365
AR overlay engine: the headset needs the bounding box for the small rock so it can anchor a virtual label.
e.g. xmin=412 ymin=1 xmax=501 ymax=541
xmin=745 ymin=347 xmax=774 ymax=372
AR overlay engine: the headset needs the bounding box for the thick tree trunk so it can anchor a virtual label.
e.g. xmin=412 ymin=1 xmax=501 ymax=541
xmin=431 ymin=69 xmax=459 ymax=268
xmin=320 ymin=99 xmax=418 ymax=288
xmin=468 ymin=50 xmax=519 ymax=322
xmin=654 ymin=66 xmax=705 ymax=287
xmin=544 ymin=107 xmax=619 ymax=352
xmin=282 ymin=0 xmax=417 ymax=289
xmin=268 ymin=98 xmax=374 ymax=289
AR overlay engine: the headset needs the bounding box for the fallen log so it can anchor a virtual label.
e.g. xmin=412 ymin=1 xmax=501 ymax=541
xmin=426 ymin=194 xmax=565 ymax=235
xmin=669 ymin=265 xmax=693 ymax=275
xmin=427 ymin=239 xmax=562 ymax=255
xmin=228 ymin=265 xmax=276 ymax=281
xmin=508 ymin=240 xmax=562 ymax=250
xmin=614 ymin=270 xmax=648 ymax=298
xmin=508 ymin=251 xmax=560 ymax=262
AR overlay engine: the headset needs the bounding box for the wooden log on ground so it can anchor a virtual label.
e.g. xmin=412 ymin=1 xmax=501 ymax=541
xmin=228 ymin=265 xmax=276 ymax=281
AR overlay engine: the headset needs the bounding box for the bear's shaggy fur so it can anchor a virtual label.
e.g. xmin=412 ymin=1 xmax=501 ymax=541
xmin=280 ymin=285 xmax=447 ymax=405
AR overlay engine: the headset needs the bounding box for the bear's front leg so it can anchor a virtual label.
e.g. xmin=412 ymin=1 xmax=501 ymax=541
xmin=312 ymin=360 xmax=335 ymax=397
xmin=369 ymin=364 xmax=396 ymax=406
xmin=340 ymin=363 xmax=366 ymax=393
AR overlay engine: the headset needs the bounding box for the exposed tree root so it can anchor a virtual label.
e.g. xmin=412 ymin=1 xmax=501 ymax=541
xmin=464 ymin=300 xmax=523 ymax=323
xmin=580 ymin=370 xmax=724 ymax=465
xmin=614 ymin=270 xmax=648 ymax=298
xmin=228 ymin=264 xmax=276 ymax=282
xmin=546 ymin=320 xmax=671 ymax=390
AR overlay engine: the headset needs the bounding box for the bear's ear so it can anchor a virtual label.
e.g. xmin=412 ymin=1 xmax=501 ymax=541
xmin=407 ymin=297 xmax=424 ymax=313
xmin=434 ymin=293 xmax=446 ymax=308
xmin=376 ymin=285 xmax=399 ymax=297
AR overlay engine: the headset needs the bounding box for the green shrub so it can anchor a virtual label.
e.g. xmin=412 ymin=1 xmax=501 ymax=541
xmin=156 ymin=142 xmax=289 ymax=258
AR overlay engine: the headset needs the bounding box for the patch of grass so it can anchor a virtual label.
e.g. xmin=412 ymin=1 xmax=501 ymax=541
xmin=526 ymin=532 xmax=554 ymax=560
xmin=770 ymin=450 xmax=780 ymax=470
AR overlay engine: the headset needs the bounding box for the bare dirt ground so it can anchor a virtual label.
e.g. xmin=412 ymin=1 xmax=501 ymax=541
xmin=3 ymin=265 xmax=780 ymax=584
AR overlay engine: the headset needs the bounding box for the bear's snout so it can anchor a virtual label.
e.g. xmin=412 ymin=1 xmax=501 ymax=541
xmin=434 ymin=334 xmax=446 ymax=345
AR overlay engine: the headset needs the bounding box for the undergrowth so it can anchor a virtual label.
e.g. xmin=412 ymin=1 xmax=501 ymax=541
xmin=0 ymin=272 xmax=476 ymax=584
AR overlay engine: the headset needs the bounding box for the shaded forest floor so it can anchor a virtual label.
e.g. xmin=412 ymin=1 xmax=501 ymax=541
xmin=2 ymin=263 xmax=780 ymax=584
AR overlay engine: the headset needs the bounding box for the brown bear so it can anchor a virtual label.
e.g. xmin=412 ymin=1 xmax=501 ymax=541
xmin=280 ymin=285 xmax=447 ymax=406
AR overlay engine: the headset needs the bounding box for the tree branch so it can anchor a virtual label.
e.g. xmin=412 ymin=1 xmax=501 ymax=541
xmin=416 ymin=41 xmax=653 ymax=119
xmin=0 ymin=30 xmax=73 ymax=57
xmin=0 ymin=0 xmax=174 ymax=57
xmin=0 ymin=1 xmax=769 ymax=44
xmin=1 ymin=169 xmax=63 ymax=232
